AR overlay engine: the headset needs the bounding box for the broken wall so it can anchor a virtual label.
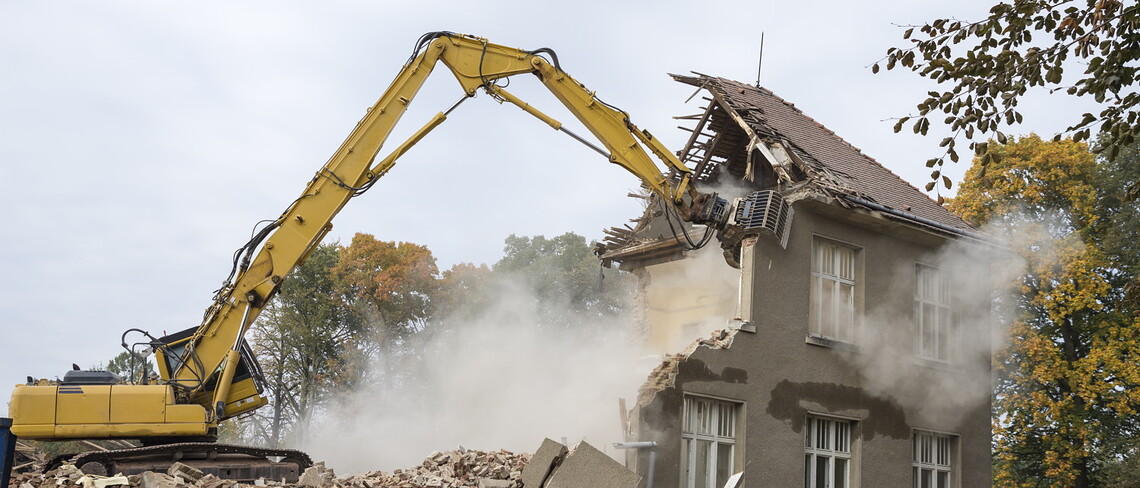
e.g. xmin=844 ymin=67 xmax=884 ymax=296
xmin=636 ymin=247 xmax=740 ymax=355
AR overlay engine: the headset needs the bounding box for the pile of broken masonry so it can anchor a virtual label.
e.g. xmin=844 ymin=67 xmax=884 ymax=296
xmin=7 ymin=440 xmax=640 ymax=488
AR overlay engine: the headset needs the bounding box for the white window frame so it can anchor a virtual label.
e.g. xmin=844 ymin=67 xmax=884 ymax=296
xmin=681 ymin=395 xmax=739 ymax=488
xmin=912 ymin=431 xmax=953 ymax=488
xmin=915 ymin=264 xmax=953 ymax=361
xmin=810 ymin=238 xmax=859 ymax=343
xmin=804 ymin=416 xmax=853 ymax=488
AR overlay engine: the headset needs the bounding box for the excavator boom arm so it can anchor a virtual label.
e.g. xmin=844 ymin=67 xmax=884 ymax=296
xmin=168 ymin=32 xmax=713 ymax=421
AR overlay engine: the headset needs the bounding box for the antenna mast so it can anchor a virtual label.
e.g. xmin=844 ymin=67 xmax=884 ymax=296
xmin=755 ymin=32 xmax=765 ymax=87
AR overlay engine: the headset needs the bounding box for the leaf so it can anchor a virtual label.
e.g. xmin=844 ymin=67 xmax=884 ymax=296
xmin=925 ymin=181 xmax=936 ymax=191
xmin=893 ymin=116 xmax=910 ymax=133
xmin=942 ymin=175 xmax=952 ymax=189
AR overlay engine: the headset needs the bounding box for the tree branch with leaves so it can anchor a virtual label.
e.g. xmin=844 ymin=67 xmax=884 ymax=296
xmin=878 ymin=0 xmax=1140 ymax=196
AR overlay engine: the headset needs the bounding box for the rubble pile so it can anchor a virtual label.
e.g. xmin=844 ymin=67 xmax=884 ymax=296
xmin=6 ymin=448 xmax=530 ymax=488
xmin=339 ymin=448 xmax=528 ymax=488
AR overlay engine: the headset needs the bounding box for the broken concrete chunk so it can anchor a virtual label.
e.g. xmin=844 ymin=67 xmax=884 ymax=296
xmin=296 ymin=467 xmax=321 ymax=488
xmin=54 ymin=464 xmax=83 ymax=480
xmin=477 ymin=479 xmax=513 ymax=488
xmin=138 ymin=471 xmax=177 ymax=488
xmin=167 ymin=462 xmax=206 ymax=482
xmin=197 ymin=474 xmax=226 ymax=488
xmin=520 ymin=438 xmax=568 ymax=488
xmin=545 ymin=442 xmax=639 ymax=488
xmin=297 ymin=461 xmax=338 ymax=488
xmin=77 ymin=475 xmax=131 ymax=488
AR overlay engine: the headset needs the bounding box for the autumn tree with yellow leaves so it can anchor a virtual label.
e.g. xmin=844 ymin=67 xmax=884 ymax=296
xmin=950 ymin=134 xmax=1140 ymax=487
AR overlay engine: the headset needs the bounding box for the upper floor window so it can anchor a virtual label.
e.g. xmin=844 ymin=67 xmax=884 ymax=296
xmin=915 ymin=264 xmax=952 ymax=361
xmin=913 ymin=430 xmax=954 ymax=488
xmin=682 ymin=395 xmax=740 ymax=488
xmin=810 ymin=238 xmax=858 ymax=343
xmin=804 ymin=416 xmax=854 ymax=488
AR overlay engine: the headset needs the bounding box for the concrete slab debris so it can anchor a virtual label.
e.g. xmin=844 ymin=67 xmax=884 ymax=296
xmin=544 ymin=442 xmax=639 ymax=488
xmin=519 ymin=439 xmax=566 ymax=488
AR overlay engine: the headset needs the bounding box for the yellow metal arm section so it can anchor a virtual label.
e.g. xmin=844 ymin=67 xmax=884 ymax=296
xmin=174 ymin=33 xmax=700 ymax=417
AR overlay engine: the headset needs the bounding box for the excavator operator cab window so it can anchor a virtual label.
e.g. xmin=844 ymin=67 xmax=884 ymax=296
xmin=154 ymin=326 xmax=265 ymax=393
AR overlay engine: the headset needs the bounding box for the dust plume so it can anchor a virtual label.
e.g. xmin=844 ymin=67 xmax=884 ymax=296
xmin=302 ymin=277 xmax=651 ymax=474
xmin=850 ymin=224 xmax=1022 ymax=428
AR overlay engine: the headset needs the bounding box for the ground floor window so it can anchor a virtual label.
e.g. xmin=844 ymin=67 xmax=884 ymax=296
xmin=681 ymin=395 xmax=739 ymax=488
xmin=913 ymin=431 xmax=953 ymax=488
xmin=804 ymin=416 xmax=853 ymax=488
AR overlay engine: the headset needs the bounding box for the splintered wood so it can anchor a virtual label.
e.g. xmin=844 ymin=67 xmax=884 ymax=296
xmin=8 ymin=448 xmax=529 ymax=488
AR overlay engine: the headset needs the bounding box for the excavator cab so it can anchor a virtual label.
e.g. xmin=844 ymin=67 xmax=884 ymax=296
xmin=152 ymin=326 xmax=268 ymax=420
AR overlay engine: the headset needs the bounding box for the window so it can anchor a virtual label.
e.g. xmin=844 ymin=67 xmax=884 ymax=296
xmin=810 ymin=238 xmax=858 ymax=342
xmin=804 ymin=416 xmax=853 ymax=488
xmin=915 ymin=264 xmax=952 ymax=361
xmin=913 ymin=431 xmax=953 ymax=488
xmin=681 ymin=395 xmax=739 ymax=488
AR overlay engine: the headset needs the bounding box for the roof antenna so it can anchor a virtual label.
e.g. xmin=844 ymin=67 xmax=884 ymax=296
xmin=755 ymin=32 xmax=765 ymax=88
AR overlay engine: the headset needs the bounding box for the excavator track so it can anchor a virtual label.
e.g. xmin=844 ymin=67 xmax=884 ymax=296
xmin=47 ymin=442 xmax=312 ymax=482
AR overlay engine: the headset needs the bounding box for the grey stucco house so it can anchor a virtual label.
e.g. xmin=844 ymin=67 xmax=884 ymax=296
xmin=599 ymin=75 xmax=1000 ymax=488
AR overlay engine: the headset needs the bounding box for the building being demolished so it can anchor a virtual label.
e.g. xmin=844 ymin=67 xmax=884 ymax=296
xmin=598 ymin=75 xmax=1002 ymax=487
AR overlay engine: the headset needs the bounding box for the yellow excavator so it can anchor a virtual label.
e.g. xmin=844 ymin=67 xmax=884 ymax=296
xmin=7 ymin=32 xmax=779 ymax=479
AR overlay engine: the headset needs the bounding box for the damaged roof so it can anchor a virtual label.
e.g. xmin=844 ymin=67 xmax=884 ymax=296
xmin=675 ymin=74 xmax=972 ymax=232
xmin=599 ymin=74 xmax=979 ymax=261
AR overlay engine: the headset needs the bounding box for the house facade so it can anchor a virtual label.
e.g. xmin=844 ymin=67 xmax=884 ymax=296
xmin=600 ymin=76 xmax=998 ymax=488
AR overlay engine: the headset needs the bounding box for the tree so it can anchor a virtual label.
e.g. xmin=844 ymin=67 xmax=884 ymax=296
xmin=1086 ymin=136 xmax=1140 ymax=487
xmin=950 ymin=134 xmax=1140 ymax=487
xmin=879 ymin=0 xmax=1140 ymax=195
xmin=431 ymin=262 xmax=494 ymax=323
xmin=248 ymin=242 xmax=359 ymax=446
xmin=331 ymin=233 xmax=439 ymax=389
xmin=1090 ymin=136 xmax=1140 ymax=300
xmin=99 ymin=350 xmax=155 ymax=382
xmin=493 ymin=232 xmax=634 ymax=328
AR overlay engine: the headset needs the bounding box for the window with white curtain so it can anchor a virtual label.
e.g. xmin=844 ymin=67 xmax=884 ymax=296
xmin=810 ymin=238 xmax=859 ymax=343
xmin=915 ymin=264 xmax=953 ymax=361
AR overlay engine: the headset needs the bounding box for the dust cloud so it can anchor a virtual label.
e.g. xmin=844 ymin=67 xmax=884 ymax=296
xmin=302 ymin=278 xmax=652 ymax=474
xmin=851 ymin=226 xmax=1020 ymax=428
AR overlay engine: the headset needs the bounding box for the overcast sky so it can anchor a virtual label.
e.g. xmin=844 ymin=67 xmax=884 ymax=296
xmin=0 ymin=2 xmax=1093 ymax=403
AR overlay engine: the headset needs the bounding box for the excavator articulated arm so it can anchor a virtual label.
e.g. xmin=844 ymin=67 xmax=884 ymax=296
xmin=156 ymin=32 xmax=731 ymax=423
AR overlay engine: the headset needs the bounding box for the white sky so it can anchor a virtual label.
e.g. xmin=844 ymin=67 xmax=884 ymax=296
xmin=0 ymin=2 xmax=1093 ymax=405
